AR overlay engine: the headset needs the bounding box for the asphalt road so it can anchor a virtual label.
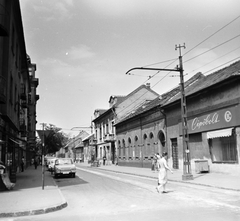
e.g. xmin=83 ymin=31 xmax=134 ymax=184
xmin=12 ymin=167 xmax=240 ymax=221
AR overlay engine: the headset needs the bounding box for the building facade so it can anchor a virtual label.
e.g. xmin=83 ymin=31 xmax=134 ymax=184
xmin=114 ymin=61 xmax=240 ymax=175
xmin=163 ymin=61 xmax=240 ymax=175
xmin=0 ymin=0 xmax=38 ymax=182
xmin=93 ymin=84 xmax=160 ymax=165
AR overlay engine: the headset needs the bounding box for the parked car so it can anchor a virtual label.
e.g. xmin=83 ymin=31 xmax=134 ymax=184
xmin=48 ymin=158 xmax=57 ymax=172
xmin=45 ymin=156 xmax=56 ymax=168
xmin=53 ymin=158 xmax=76 ymax=178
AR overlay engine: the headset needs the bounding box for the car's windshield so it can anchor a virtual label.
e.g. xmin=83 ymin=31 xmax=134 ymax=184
xmin=56 ymin=159 xmax=73 ymax=165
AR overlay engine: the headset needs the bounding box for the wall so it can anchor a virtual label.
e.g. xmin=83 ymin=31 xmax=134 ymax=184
xmin=116 ymin=107 xmax=166 ymax=168
xmin=165 ymin=79 xmax=240 ymax=174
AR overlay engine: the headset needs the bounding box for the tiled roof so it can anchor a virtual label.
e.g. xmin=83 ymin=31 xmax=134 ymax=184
xmin=124 ymin=84 xmax=159 ymax=99
xmin=95 ymin=109 xmax=108 ymax=115
xmin=115 ymin=60 xmax=240 ymax=125
xmin=163 ymin=60 xmax=240 ymax=106
xmin=109 ymin=95 xmax=126 ymax=106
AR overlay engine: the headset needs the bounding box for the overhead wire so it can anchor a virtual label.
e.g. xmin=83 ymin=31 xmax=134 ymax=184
xmin=183 ymin=14 xmax=240 ymax=57
xmin=117 ymin=58 xmax=179 ymax=116
xmin=186 ymin=46 xmax=240 ymax=76
xmin=116 ymin=14 xmax=240 ymax=119
xmin=203 ymin=56 xmax=240 ymax=75
xmin=184 ymin=34 xmax=240 ymax=63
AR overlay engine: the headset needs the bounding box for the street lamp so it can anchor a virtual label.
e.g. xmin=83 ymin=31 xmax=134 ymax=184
xmin=125 ymin=44 xmax=193 ymax=181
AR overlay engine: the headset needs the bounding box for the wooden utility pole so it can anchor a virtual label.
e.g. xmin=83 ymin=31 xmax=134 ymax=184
xmin=40 ymin=123 xmax=46 ymax=190
xmin=125 ymin=44 xmax=193 ymax=181
xmin=175 ymin=44 xmax=193 ymax=180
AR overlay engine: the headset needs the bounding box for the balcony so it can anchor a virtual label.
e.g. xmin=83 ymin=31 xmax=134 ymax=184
xmin=0 ymin=75 xmax=6 ymax=104
xmin=104 ymin=133 xmax=115 ymax=142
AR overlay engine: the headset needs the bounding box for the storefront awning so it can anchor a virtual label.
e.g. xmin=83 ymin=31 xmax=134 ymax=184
xmin=207 ymin=128 xmax=233 ymax=139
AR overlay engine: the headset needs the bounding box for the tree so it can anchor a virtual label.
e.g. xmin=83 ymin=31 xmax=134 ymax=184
xmin=37 ymin=124 xmax=68 ymax=155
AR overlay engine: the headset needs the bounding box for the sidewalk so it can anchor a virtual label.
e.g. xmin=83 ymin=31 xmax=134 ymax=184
xmin=0 ymin=162 xmax=239 ymax=219
xmin=77 ymin=161 xmax=240 ymax=192
xmin=0 ymin=165 xmax=67 ymax=218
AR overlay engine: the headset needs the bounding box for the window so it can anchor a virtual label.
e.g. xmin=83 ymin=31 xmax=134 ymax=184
xmin=158 ymin=130 xmax=166 ymax=147
xmin=209 ymin=132 xmax=237 ymax=164
xmin=14 ymin=85 xmax=17 ymax=111
xmin=122 ymin=139 xmax=126 ymax=156
xmin=9 ymin=76 xmax=13 ymax=104
xmin=106 ymin=123 xmax=109 ymax=134
xmin=16 ymin=43 xmax=19 ymax=67
xmin=150 ymin=132 xmax=154 ymax=139
xmin=11 ymin=26 xmax=15 ymax=55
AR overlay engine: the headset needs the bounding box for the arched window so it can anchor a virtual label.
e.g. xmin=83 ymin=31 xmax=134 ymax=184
xmin=135 ymin=136 xmax=138 ymax=142
xmin=118 ymin=140 xmax=121 ymax=157
xmin=122 ymin=139 xmax=126 ymax=156
xmin=158 ymin=130 xmax=166 ymax=147
xmin=150 ymin=132 xmax=154 ymax=139
xmin=143 ymin=134 xmax=147 ymax=140
xmin=128 ymin=137 xmax=131 ymax=144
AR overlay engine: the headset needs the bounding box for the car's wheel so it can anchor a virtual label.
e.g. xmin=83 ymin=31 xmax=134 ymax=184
xmin=72 ymin=173 xmax=75 ymax=178
xmin=54 ymin=172 xmax=58 ymax=178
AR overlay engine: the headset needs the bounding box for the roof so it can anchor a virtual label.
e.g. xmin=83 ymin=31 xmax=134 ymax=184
xmin=82 ymin=133 xmax=94 ymax=142
xmin=124 ymin=84 xmax=159 ymax=101
xmin=115 ymin=60 xmax=240 ymax=125
xmin=163 ymin=60 xmax=240 ymax=106
xmin=94 ymin=109 xmax=108 ymax=115
xmin=109 ymin=95 xmax=126 ymax=106
xmin=93 ymin=84 xmax=158 ymax=123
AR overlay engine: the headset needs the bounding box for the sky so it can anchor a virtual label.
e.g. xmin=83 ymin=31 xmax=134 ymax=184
xmin=19 ymin=0 xmax=240 ymax=136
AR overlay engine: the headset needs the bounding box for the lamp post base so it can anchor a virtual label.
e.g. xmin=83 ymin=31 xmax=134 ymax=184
xmin=182 ymin=173 xmax=193 ymax=180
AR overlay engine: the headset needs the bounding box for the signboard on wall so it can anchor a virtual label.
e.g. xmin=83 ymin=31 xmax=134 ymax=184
xmin=179 ymin=105 xmax=240 ymax=134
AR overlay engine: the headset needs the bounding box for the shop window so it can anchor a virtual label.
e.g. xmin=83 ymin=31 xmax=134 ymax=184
xmin=209 ymin=134 xmax=237 ymax=163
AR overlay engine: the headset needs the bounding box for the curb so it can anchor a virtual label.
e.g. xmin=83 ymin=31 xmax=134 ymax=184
xmin=0 ymin=173 xmax=68 ymax=218
xmin=90 ymin=166 xmax=240 ymax=192
xmin=0 ymin=202 xmax=67 ymax=218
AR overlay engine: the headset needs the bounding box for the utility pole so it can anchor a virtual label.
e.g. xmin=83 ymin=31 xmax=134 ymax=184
xmin=125 ymin=44 xmax=193 ymax=181
xmin=175 ymin=44 xmax=193 ymax=180
xmin=40 ymin=123 xmax=45 ymax=190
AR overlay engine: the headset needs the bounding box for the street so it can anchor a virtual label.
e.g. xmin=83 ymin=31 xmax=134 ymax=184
xmin=11 ymin=167 xmax=240 ymax=221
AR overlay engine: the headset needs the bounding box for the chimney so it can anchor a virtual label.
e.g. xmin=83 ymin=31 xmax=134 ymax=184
xmin=146 ymin=83 xmax=150 ymax=88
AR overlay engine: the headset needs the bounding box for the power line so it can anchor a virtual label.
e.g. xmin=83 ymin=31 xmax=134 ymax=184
xmin=117 ymin=58 xmax=179 ymax=116
xmin=184 ymin=34 xmax=240 ymax=63
xmin=186 ymin=46 xmax=240 ymax=76
xmin=183 ymin=14 xmax=240 ymax=57
xmin=142 ymin=58 xmax=177 ymax=68
xmin=203 ymin=56 xmax=240 ymax=75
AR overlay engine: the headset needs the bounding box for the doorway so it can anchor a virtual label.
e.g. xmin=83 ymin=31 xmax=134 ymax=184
xmin=171 ymin=138 xmax=179 ymax=169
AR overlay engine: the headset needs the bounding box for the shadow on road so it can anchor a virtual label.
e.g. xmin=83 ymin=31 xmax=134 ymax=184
xmin=54 ymin=175 xmax=88 ymax=187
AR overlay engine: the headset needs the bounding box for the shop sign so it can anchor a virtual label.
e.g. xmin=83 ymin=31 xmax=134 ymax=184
xmin=179 ymin=105 xmax=239 ymax=134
